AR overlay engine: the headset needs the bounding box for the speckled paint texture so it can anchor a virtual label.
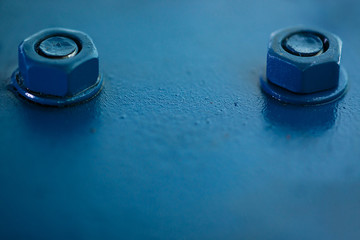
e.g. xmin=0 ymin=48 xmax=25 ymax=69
xmin=0 ymin=0 xmax=359 ymax=239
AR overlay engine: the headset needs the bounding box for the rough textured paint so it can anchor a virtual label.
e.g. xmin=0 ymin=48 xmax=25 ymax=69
xmin=0 ymin=0 xmax=359 ymax=239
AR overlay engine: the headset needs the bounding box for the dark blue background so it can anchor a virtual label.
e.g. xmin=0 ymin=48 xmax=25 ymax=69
xmin=0 ymin=0 xmax=359 ymax=239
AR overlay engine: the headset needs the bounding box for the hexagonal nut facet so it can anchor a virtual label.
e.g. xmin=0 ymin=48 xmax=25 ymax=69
xmin=18 ymin=28 xmax=99 ymax=97
xmin=266 ymin=27 xmax=342 ymax=94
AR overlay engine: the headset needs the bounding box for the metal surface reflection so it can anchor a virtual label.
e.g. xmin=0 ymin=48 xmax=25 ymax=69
xmin=262 ymin=96 xmax=338 ymax=133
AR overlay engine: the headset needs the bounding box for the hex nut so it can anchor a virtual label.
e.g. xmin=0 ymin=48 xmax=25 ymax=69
xmin=266 ymin=27 xmax=342 ymax=94
xmin=18 ymin=28 xmax=100 ymax=97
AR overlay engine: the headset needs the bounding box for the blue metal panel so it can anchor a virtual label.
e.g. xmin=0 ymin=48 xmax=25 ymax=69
xmin=0 ymin=0 xmax=359 ymax=239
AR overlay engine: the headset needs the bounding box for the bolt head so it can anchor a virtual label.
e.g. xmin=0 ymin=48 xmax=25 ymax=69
xmin=266 ymin=27 xmax=342 ymax=94
xmin=39 ymin=36 xmax=79 ymax=58
xmin=283 ymin=32 xmax=324 ymax=57
xmin=18 ymin=28 xmax=99 ymax=97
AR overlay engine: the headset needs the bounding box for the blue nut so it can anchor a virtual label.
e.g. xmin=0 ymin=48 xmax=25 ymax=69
xmin=12 ymin=28 xmax=103 ymax=106
xmin=266 ymin=27 xmax=342 ymax=94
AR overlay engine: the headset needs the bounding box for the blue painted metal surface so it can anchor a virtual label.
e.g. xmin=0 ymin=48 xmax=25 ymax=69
xmin=0 ymin=0 xmax=359 ymax=239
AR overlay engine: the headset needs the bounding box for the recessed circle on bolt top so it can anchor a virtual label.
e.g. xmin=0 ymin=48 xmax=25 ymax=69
xmin=39 ymin=36 xmax=78 ymax=58
xmin=283 ymin=32 xmax=324 ymax=57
